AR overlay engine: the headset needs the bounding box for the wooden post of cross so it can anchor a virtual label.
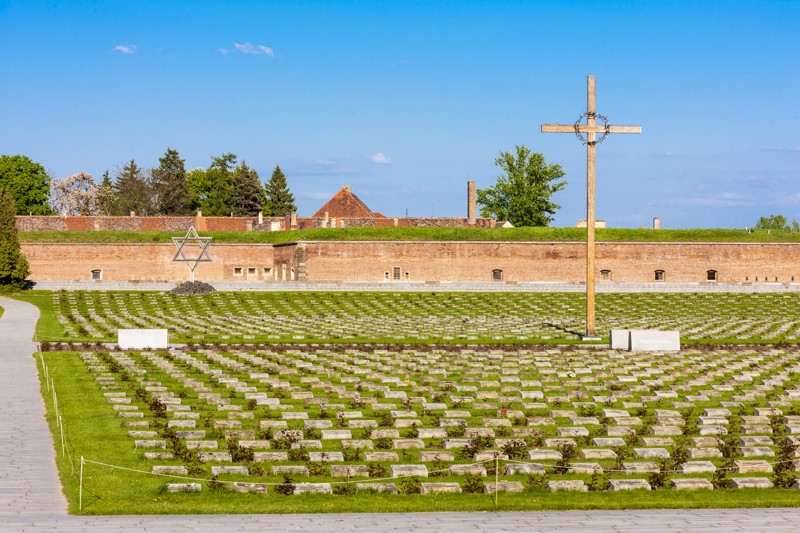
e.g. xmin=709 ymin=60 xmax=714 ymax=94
xmin=541 ymin=75 xmax=641 ymax=339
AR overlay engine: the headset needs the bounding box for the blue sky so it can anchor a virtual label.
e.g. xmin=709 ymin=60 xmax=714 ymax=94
xmin=1 ymin=1 xmax=798 ymax=227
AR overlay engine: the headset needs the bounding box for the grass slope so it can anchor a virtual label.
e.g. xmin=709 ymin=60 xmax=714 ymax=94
xmin=18 ymin=227 xmax=800 ymax=244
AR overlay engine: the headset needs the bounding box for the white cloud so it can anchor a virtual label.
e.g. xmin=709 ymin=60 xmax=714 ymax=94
xmin=219 ymin=42 xmax=275 ymax=57
xmin=299 ymin=191 xmax=334 ymax=200
xmin=112 ymin=44 xmax=136 ymax=55
xmin=369 ymin=152 xmax=392 ymax=165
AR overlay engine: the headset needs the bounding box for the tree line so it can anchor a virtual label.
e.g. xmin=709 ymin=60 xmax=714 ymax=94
xmin=0 ymin=150 xmax=297 ymax=217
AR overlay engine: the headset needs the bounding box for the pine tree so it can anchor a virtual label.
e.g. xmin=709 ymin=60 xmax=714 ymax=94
xmin=152 ymin=148 xmax=192 ymax=215
xmin=96 ymin=171 xmax=116 ymax=216
xmin=264 ymin=165 xmax=297 ymax=216
xmin=0 ymin=189 xmax=30 ymax=291
xmin=228 ymin=161 xmax=265 ymax=216
xmin=113 ymin=160 xmax=154 ymax=216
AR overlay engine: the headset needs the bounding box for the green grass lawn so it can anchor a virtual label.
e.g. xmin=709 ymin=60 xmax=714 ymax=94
xmin=18 ymin=226 xmax=800 ymax=244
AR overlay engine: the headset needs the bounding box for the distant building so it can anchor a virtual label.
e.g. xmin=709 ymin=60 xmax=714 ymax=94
xmin=312 ymin=186 xmax=386 ymax=219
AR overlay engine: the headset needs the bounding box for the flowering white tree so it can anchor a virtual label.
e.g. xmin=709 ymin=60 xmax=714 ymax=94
xmin=50 ymin=173 xmax=103 ymax=215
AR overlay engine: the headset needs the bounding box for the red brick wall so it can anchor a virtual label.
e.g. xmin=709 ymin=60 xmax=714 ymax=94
xmin=20 ymin=241 xmax=800 ymax=283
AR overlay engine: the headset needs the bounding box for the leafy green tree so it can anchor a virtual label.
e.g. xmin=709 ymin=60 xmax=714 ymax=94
xmin=0 ymin=155 xmax=52 ymax=214
xmin=199 ymin=153 xmax=237 ymax=216
xmin=228 ymin=161 xmax=265 ymax=216
xmin=754 ymin=215 xmax=792 ymax=231
xmin=0 ymin=189 xmax=30 ymax=291
xmin=477 ymin=145 xmax=566 ymax=227
xmin=264 ymin=165 xmax=297 ymax=216
xmin=112 ymin=160 xmax=155 ymax=216
xmin=151 ymin=148 xmax=192 ymax=215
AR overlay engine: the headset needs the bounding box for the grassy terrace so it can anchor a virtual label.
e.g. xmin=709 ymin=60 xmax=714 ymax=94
xmin=18 ymin=226 xmax=800 ymax=243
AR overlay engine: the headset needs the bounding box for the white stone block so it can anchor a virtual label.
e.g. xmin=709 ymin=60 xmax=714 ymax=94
xmin=610 ymin=329 xmax=630 ymax=349
xmin=118 ymin=329 xmax=168 ymax=349
xmin=629 ymin=330 xmax=680 ymax=352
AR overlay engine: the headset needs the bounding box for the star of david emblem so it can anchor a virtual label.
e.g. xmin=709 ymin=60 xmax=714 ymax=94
xmin=172 ymin=226 xmax=212 ymax=281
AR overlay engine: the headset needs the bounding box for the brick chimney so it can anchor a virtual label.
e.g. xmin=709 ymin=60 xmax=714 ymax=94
xmin=467 ymin=181 xmax=476 ymax=225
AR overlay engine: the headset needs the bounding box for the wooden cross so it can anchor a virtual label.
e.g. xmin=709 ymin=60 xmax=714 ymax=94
xmin=541 ymin=75 xmax=641 ymax=338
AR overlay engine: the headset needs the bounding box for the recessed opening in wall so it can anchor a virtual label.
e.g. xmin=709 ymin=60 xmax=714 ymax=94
xmin=600 ymin=269 xmax=611 ymax=281
xmin=492 ymin=269 xmax=503 ymax=281
xmin=233 ymin=267 xmax=243 ymax=276
xmin=393 ymin=267 xmax=401 ymax=280
xmin=247 ymin=267 xmax=257 ymax=275
xmin=91 ymin=269 xmax=102 ymax=280
xmin=384 ymin=271 xmax=389 ymax=281
xmin=707 ymin=270 xmax=717 ymax=281
xmin=405 ymin=272 xmax=410 ymax=280
xmin=654 ymin=270 xmax=665 ymax=281
xmin=263 ymin=267 xmax=271 ymax=276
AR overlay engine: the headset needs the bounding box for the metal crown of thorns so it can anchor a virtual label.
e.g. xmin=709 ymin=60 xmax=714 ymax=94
xmin=172 ymin=226 xmax=212 ymax=272
xmin=574 ymin=112 xmax=611 ymax=146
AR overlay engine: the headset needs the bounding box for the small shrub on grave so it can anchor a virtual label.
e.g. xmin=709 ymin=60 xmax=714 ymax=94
xmin=485 ymin=461 xmax=497 ymax=477
xmin=458 ymin=436 xmax=491 ymax=460
xmin=772 ymin=436 xmax=799 ymax=488
xmin=711 ymin=467 xmax=733 ymax=489
xmin=378 ymin=412 xmax=395 ymax=428
xmin=178 ymin=390 xmax=188 ymax=399
xmin=512 ymin=416 xmax=526 ymax=427
xmin=502 ymin=439 xmax=529 ymax=460
xmin=575 ymin=435 xmax=591 ymax=447
xmin=333 ymin=484 xmax=356 ymax=496
xmin=288 ymin=446 xmax=310 ymax=462
xmin=247 ymin=399 xmax=257 ymax=410
xmin=525 ymin=473 xmax=549 ymax=489
xmin=227 ymin=438 xmax=254 ymax=463
xmin=149 ymin=398 xmax=167 ymax=419
xmin=319 ymin=405 xmax=329 ymax=419
xmin=577 ymin=404 xmax=597 ymax=417
xmin=720 ymin=435 xmax=741 ymax=459
xmin=648 ymin=459 xmax=671 ymax=490
xmin=495 ymin=426 xmax=511 ymax=437
xmin=429 ymin=459 xmax=446 ymax=478
xmin=399 ymin=476 xmax=422 ymax=495
xmin=367 ymin=462 xmax=388 ymax=478
xmin=446 ymin=422 xmax=466 ymax=438
xmin=462 ymin=474 xmax=484 ymax=494
xmin=587 ymin=470 xmax=610 ymax=492
xmin=375 ymin=437 xmax=393 ymax=450
xmin=247 ymin=461 xmax=265 ymax=477
xmin=306 ymin=428 xmax=322 ymax=440
xmin=349 ymin=397 xmax=366 ymax=409
xmin=770 ymin=415 xmax=786 ymax=436
xmin=428 ymin=438 xmax=444 ymax=449
xmin=275 ymin=475 xmax=295 ymax=496
xmin=306 ymin=461 xmax=328 ymax=477
xmin=405 ymin=423 xmax=419 ymax=439
xmin=208 ymin=475 xmax=223 ymax=491
xmin=554 ymin=444 xmax=576 ymax=474
xmin=427 ymin=413 xmax=441 ymax=428
xmin=342 ymin=447 xmax=361 ymax=462
xmin=257 ymin=427 xmax=272 ymax=441
xmin=336 ymin=412 xmax=346 ymax=428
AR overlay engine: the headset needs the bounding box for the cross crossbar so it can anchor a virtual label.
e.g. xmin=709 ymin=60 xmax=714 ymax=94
xmin=541 ymin=124 xmax=642 ymax=134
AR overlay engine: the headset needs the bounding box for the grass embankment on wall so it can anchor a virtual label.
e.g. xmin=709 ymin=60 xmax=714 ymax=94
xmin=18 ymin=227 xmax=800 ymax=244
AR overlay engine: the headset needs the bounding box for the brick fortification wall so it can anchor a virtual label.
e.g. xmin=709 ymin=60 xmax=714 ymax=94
xmin=20 ymin=241 xmax=800 ymax=284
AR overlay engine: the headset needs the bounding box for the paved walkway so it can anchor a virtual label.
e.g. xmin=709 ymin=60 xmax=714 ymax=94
xmin=1 ymin=296 xmax=799 ymax=532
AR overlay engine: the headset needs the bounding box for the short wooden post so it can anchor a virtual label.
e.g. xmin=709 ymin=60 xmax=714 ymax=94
xmin=79 ymin=457 xmax=84 ymax=511
xmin=495 ymin=453 xmax=499 ymax=506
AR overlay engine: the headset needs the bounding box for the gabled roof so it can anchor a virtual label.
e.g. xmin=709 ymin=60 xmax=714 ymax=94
xmin=311 ymin=186 xmax=386 ymax=218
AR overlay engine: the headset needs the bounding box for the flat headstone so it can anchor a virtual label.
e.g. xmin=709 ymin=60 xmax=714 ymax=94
xmin=528 ymin=449 xmax=562 ymax=460
xmin=152 ymin=466 xmax=189 ymax=475
xmin=211 ymin=465 xmax=249 ymax=476
xmin=629 ymin=330 xmax=680 ymax=352
xmin=390 ymin=464 xmax=428 ymax=477
xmin=293 ymin=483 xmax=332 ymax=494
xmin=198 ymin=452 xmax=232 ymax=462
xmin=356 ymin=482 xmax=398 ymax=493
xmin=622 ymin=462 xmax=659 ymax=473
xmin=581 ymin=448 xmax=617 ymax=459
xmin=321 ymin=430 xmax=352 ymax=440
xmin=504 ymin=463 xmax=545 ymax=476
xmin=670 ymin=478 xmax=714 ymax=490
xmin=418 ymin=451 xmax=454 ymax=462
xmin=484 ymin=481 xmax=525 ymax=493
xmin=609 ymin=479 xmax=651 ymax=491
xmin=253 ymin=452 xmax=288 ymax=462
xmin=680 ymin=461 xmax=716 ymax=473
xmin=593 ymin=437 xmax=626 ymax=447
xmin=569 ymin=463 xmax=602 ymax=474
xmin=165 ymin=483 xmax=201 ymax=493
xmin=731 ymin=477 xmax=773 ymax=489
xmin=735 ymin=460 xmax=773 ymax=473
xmin=135 ymin=440 xmax=166 ymax=449
xmin=547 ymin=480 xmax=587 ymax=492
xmin=449 ymin=464 xmax=487 ymax=476
xmin=230 ymin=482 xmax=267 ymax=494
xmin=272 ymin=465 xmax=310 ymax=476
xmin=634 ymin=447 xmax=670 ymax=459
xmin=364 ymin=452 xmax=399 ymax=461
xmin=421 ymin=482 xmax=462 ymax=494
xmin=118 ymin=329 xmax=168 ymax=349
xmin=331 ymin=465 xmax=369 ymax=477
